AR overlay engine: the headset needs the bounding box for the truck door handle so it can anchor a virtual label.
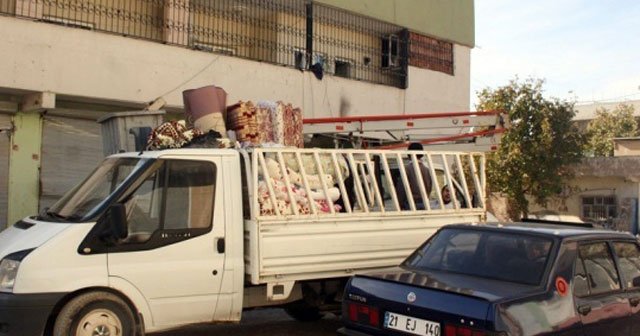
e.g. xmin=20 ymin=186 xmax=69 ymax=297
xmin=630 ymin=297 xmax=640 ymax=307
xmin=577 ymin=304 xmax=592 ymax=316
xmin=217 ymin=238 xmax=225 ymax=254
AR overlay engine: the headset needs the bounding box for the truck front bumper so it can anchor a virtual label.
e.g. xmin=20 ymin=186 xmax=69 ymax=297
xmin=0 ymin=292 xmax=65 ymax=336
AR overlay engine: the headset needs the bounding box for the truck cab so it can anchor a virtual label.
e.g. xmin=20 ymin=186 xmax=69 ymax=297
xmin=0 ymin=149 xmax=245 ymax=335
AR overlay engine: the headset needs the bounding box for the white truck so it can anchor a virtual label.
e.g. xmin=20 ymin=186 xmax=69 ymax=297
xmin=0 ymin=146 xmax=487 ymax=336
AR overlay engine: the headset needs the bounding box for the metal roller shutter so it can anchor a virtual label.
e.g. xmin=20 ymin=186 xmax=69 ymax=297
xmin=40 ymin=116 xmax=103 ymax=211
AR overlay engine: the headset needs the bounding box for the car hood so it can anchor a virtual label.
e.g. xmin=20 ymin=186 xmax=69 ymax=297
xmin=363 ymin=266 xmax=542 ymax=302
xmin=0 ymin=218 xmax=71 ymax=259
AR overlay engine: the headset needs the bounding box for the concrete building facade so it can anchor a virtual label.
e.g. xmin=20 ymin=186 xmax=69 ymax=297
xmin=529 ymin=139 xmax=640 ymax=234
xmin=0 ymin=0 xmax=475 ymax=227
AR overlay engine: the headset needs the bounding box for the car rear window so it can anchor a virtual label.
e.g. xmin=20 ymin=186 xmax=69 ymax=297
xmin=404 ymin=228 xmax=553 ymax=285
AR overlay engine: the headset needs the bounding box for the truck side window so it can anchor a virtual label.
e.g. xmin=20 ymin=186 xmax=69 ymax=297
xmin=123 ymin=160 xmax=215 ymax=245
xmin=125 ymin=168 xmax=162 ymax=242
xmin=613 ymin=242 xmax=640 ymax=289
xmin=164 ymin=160 xmax=215 ymax=230
xmin=578 ymin=243 xmax=621 ymax=296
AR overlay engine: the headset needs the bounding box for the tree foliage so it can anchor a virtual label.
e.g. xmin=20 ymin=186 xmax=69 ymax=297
xmin=586 ymin=103 xmax=637 ymax=156
xmin=477 ymin=78 xmax=585 ymax=218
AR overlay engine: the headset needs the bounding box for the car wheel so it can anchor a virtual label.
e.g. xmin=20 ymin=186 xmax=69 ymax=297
xmin=53 ymin=291 xmax=137 ymax=336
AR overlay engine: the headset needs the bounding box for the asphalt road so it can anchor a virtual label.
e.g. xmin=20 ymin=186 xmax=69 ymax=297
xmin=151 ymin=309 xmax=343 ymax=336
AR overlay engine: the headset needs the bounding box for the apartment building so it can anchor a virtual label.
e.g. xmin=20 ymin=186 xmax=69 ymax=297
xmin=0 ymin=0 xmax=475 ymax=226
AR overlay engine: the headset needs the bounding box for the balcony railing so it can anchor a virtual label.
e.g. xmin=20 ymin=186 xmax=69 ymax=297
xmin=1 ymin=0 xmax=417 ymax=88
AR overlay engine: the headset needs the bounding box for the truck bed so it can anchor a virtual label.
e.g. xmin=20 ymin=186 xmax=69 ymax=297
xmin=240 ymin=147 xmax=487 ymax=296
xmin=245 ymin=212 xmax=484 ymax=285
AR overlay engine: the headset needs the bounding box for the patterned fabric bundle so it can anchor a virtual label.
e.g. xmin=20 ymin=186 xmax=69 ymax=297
xmin=256 ymin=101 xmax=276 ymax=144
xmin=145 ymin=120 xmax=202 ymax=150
xmin=227 ymin=102 xmax=259 ymax=143
xmin=282 ymin=104 xmax=303 ymax=148
xmin=227 ymin=101 xmax=303 ymax=148
xmin=257 ymin=157 xmax=342 ymax=216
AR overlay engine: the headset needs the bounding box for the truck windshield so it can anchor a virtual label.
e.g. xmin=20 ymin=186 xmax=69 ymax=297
xmin=403 ymin=228 xmax=554 ymax=285
xmin=43 ymin=157 xmax=150 ymax=222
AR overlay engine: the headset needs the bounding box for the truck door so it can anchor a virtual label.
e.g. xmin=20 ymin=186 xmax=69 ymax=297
xmin=107 ymin=158 xmax=226 ymax=329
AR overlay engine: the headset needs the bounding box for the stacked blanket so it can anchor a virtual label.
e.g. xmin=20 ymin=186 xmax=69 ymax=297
xmin=257 ymin=157 xmax=343 ymax=216
xmin=227 ymin=101 xmax=303 ymax=147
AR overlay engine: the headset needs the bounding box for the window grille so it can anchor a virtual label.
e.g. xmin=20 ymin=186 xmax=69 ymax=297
xmin=0 ymin=0 xmax=456 ymax=88
xmin=409 ymin=32 xmax=454 ymax=75
xmin=581 ymin=195 xmax=617 ymax=224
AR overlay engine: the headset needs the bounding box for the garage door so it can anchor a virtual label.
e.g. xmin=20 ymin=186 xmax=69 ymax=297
xmin=40 ymin=116 xmax=103 ymax=212
xmin=0 ymin=114 xmax=10 ymax=228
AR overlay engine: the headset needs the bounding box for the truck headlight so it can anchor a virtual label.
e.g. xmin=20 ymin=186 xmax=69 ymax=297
xmin=0 ymin=249 xmax=35 ymax=293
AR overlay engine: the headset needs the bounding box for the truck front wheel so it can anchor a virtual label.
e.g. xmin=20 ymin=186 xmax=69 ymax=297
xmin=53 ymin=291 xmax=137 ymax=336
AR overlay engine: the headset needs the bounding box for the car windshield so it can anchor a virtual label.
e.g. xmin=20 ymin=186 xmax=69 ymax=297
xmin=44 ymin=157 xmax=150 ymax=222
xmin=403 ymin=228 xmax=554 ymax=285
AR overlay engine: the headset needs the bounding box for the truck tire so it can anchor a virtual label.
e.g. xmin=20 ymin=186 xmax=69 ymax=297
xmin=53 ymin=291 xmax=137 ymax=336
xmin=284 ymin=301 xmax=323 ymax=322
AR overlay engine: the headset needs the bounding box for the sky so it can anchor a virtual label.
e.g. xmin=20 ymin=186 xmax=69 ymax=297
xmin=470 ymin=0 xmax=640 ymax=108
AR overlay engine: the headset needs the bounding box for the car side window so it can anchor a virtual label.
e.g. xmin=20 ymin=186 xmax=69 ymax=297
xmin=578 ymin=242 xmax=621 ymax=296
xmin=613 ymin=242 xmax=640 ymax=289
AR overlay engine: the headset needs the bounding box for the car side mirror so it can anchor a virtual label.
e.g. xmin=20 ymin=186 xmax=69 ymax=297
xmin=108 ymin=204 xmax=128 ymax=240
xmin=633 ymin=276 xmax=640 ymax=288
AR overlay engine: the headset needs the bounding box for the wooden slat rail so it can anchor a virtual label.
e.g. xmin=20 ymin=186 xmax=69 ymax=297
xmin=248 ymin=148 xmax=486 ymax=219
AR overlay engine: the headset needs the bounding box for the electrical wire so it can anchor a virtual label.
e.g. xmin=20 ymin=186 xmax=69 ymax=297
xmin=152 ymin=54 xmax=222 ymax=101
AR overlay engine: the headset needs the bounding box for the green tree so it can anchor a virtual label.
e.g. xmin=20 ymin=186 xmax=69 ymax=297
xmin=586 ymin=103 xmax=637 ymax=156
xmin=477 ymin=78 xmax=585 ymax=218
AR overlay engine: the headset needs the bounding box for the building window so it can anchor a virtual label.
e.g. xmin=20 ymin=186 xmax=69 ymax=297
xmin=408 ymin=32 xmax=454 ymax=75
xmin=381 ymin=34 xmax=400 ymax=68
xmin=294 ymin=48 xmax=307 ymax=70
xmin=581 ymin=196 xmax=617 ymax=223
xmin=311 ymin=4 xmax=408 ymax=88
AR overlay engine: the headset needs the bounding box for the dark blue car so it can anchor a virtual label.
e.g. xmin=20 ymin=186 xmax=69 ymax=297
xmin=339 ymin=222 xmax=640 ymax=336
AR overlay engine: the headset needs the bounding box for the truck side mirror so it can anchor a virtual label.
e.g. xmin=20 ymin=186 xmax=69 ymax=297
xmin=108 ymin=204 xmax=128 ymax=240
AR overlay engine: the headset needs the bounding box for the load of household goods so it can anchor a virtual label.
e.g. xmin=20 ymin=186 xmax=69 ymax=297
xmin=144 ymin=85 xmax=344 ymax=216
xmin=145 ymin=85 xmax=303 ymax=151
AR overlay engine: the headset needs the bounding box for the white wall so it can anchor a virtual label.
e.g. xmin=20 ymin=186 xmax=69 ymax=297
xmin=0 ymin=16 xmax=471 ymax=117
xmin=405 ymin=45 xmax=471 ymax=113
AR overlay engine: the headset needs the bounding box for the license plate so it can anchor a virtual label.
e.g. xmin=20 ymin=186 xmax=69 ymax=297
xmin=384 ymin=311 xmax=441 ymax=336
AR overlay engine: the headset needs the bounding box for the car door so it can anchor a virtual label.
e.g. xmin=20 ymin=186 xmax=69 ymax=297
xmin=612 ymin=241 xmax=640 ymax=335
xmin=108 ymin=158 xmax=226 ymax=329
xmin=573 ymin=241 xmax=631 ymax=336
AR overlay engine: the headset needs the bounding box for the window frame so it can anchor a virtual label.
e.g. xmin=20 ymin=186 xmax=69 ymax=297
xmin=573 ymin=240 xmax=624 ymax=298
xmin=334 ymin=58 xmax=353 ymax=78
xmin=89 ymin=159 xmax=217 ymax=254
xmin=610 ymin=240 xmax=640 ymax=291
xmin=581 ymin=195 xmax=617 ymax=223
xmin=402 ymin=227 xmax=558 ymax=286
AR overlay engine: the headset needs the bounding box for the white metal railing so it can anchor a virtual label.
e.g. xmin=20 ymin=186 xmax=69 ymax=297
xmin=245 ymin=147 xmax=486 ymax=220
